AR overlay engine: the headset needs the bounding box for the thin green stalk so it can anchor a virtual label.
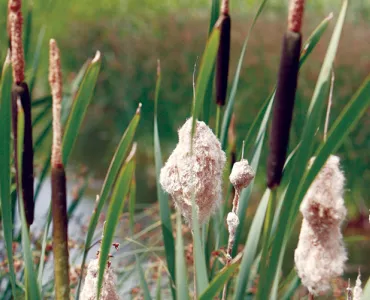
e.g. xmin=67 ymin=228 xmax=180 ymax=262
xmin=215 ymin=105 xmax=221 ymax=137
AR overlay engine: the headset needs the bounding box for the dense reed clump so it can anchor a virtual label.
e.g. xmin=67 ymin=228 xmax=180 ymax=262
xmin=294 ymin=155 xmax=347 ymax=295
xmin=160 ymin=118 xmax=226 ymax=224
xmin=49 ymin=39 xmax=70 ymax=299
xmin=8 ymin=0 xmax=34 ymax=226
xmin=266 ymin=0 xmax=305 ymax=188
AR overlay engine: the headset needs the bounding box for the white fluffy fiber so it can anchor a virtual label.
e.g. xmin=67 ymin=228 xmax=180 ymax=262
xmin=294 ymin=155 xmax=347 ymax=295
xmin=229 ymin=159 xmax=255 ymax=190
xmin=80 ymin=258 xmax=120 ymax=300
xmin=160 ymin=118 xmax=226 ymax=224
xmin=353 ymin=272 xmax=362 ymax=300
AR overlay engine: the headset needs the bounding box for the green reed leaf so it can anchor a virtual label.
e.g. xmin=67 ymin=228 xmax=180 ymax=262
xmin=136 ymin=254 xmax=152 ymax=300
xmin=76 ymin=107 xmax=140 ymax=299
xmin=62 ymin=51 xmax=101 ymax=164
xmin=153 ymin=61 xmax=176 ymax=298
xmin=0 ymin=56 xmax=16 ymax=296
xmin=176 ymin=211 xmax=190 ymax=300
xmin=199 ymin=263 xmax=238 ymax=300
xmin=97 ymin=152 xmax=136 ymax=298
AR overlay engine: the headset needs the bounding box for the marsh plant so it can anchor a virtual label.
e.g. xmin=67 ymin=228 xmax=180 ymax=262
xmin=0 ymin=0 xmax=370 ymax=299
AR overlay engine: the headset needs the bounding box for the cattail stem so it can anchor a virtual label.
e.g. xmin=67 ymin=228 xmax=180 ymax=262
xmin=308 ymin=293 xmax=314 ymax=300
xmin=267 ymin=0 xmax=305 ymax=189
xmin=266 ymin=31 xmax=302 ymax=188
xmin=216 ymin=0 xmax=231 ymax=106
xmin=49 ymin=39 xmax=70 ymax=299
xmin=9 ymin=0 xmax=34 ymax=226
xmin=324 ymin=71 xmax=335 ymax=141
xmin=11 ymin=83 xmax=34 ymax=226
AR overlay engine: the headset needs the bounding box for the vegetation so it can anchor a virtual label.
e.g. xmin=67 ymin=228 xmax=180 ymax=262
xmin=0 ymin=0 xmax=370 ymax=299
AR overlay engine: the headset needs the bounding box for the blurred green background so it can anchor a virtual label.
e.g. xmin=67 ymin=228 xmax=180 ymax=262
xmin=0 ymin=0 xmax=369 ymax=214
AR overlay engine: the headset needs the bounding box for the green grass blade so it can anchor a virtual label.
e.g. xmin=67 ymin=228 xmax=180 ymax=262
xmin=257 ymin=2 xmax=348 ymax=297
xmin=153 ymin=61 xmax=176 ymax=297
xmin=17 ymin=104 xmax=41 ymax=299
xmin=28 ymin=26 xmax=46 ymax=93
xmin=34 ymin=151 xmax=51 ymax=201
xmin=32 ymin=95 xmax=52 ymax=107
xmin=220 ymin=0 xmax=268 ymax=150
xmin=136 ymin=254 xmax=152 ymax=300
xmin=232 ymin=95 xmax=274 ymax=256
xmin=97 ymin=152 xmax=136 ymax=298
xmin=75 ymin=106 xmax=140 ymax=299
xmin=128 ymin=174 xmax=136 ymax=233
xmin=32 ymin=101 xmax=51 ymax=127
xmin=363 ymin=277 xmax=370 ymax=299
xmin=192 ymin=28 xmax=220 ymax=128
xmin=62 ymin=51 xmax=101 ymax=164
xmin=199 ymin=263 xmax=238 ymax=300
xmin=295 ymin=74 xmax=370 ymax=220
xmin=278 ymin=269 xmax=300 ymax=300
xmin=299 ymin=13 xmax=333 ymax=67
xmin=175 ymin=211 xmax=189 ymax=300
xmin=33 ymin=119 xmax=52 ymax=153
xmin=191 ymin=193 xmax=209 ymax=295
xmin=0 ymin=56 xmax=16 ymax=296
xmin=233 ymin=189 xmax=270 ymax=299
xmin=155 ymin=264 xmax=162 ymax=300
xmin=37 ymin=207 xmax=52 ymax=287
xmin=202 ymin=0 xmax=220 ymax=124
xmin=24 ymin=4 xmax=33 ymax=66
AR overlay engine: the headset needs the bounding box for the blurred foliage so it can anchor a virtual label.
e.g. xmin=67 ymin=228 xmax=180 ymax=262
xmin=0 ymin=0 xmax=369 ymax=210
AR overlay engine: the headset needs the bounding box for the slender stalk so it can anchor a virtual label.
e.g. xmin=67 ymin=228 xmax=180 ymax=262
xmin=266 ymin=0 xmax=305 ymax=189
xmin=215 ymin=105 xmax=221 ymax=137
xmin=9 ymin=0 xmax=34 ymax=227
xmin=324 ymin=70 xmax=335 ymax=141
xmin=49 ymin=39 xmax=70 ymax=299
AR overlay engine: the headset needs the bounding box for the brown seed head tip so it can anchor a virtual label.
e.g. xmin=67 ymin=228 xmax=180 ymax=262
xmin=288 ymin=0 xmax=305 ymax=33
xmin=92 ymin=50 xmax=101 ymax=63
xmin=8 ymin=0 xmax=21 ymax=12
xmin=221 ymin=0 xmax=229 ymax=15
xmin=136 ymin=102 xmax=142 ymax=115
xmin=156 ymin=59 xmax=161 ymax=77
xmin=49 ymin=39 xmax=62 ymax=104
xmin=9 ymin=8 xmax=24 ymax=83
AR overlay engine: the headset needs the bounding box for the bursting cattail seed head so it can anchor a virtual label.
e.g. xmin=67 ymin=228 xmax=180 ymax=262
xmin=229 ymin=159 xmax=255 ymax=190
xmin=80 ymin=258 xmax=120 ymax=300
xmin=160 ymin=118 xmax=226 ymax=224
xmin=294 ymin=155 xmax=347 ymax=295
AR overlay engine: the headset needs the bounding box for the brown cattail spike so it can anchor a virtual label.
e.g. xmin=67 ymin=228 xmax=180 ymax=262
xmin=288 ymin=0 xmax=305 ymax=33
xmin=215 ymin=12 xmax=231 ymax=106
xmin=12 ymin=83 xmax=34 ymax=225
xmin=267 ymin=31 xmax=301 ymax=189
xmin=49 ymin=39 xmax=63 ymax=168
xmin=8 ymin=0 xmax=24 ymax=83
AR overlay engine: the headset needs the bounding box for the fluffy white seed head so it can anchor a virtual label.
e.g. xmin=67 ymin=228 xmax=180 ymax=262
xmin=160 ymin=118 xmax=226 ymax=224
xmin=227 ymin=212 xmax=239 ymax=232
xmin=80 ymin=258 xmax=120 ymax=300
xmin=229 ymin=159 xmax=255 ymax=190
xmin=294 ymin=155 xmax=347 ymax=295
xmin=353 ymin=271 xmax=362 ymax=300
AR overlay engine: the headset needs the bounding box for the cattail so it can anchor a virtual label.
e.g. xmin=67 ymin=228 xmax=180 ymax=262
xmin=80 ymin=258 xmax=120 ymax=300
xmin=222 ymin=157 xmax=255 ymax=299
xmin=215 ymin=0 xmax=231 ymax=106
xmin=353 ymin=271 xmax=362 ymax=300
xmin=49 ymin=39 xmax=70 ymax=300
xmin=160 ymin=118 xmax=226 ymax=224
xmin=9 ymin=0 xmax=34 ymax=226
xmin=294 ymin=155 xmax=347 ymax=295
xmin=266 ymin=0 xmax=305 ymax=188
